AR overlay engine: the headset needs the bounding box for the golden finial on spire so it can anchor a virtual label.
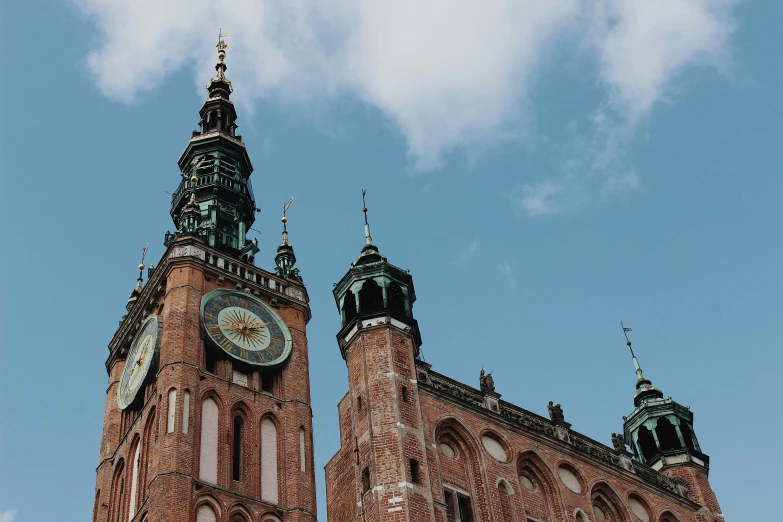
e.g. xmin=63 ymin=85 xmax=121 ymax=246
xmin=217 ymin=28 xmax=231 ymax=62
xmin=281 ymin=197 xmax=293 ymax=246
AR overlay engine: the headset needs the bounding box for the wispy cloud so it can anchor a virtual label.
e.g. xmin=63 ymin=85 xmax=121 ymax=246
xmin=499 ymin=261 xmax=517 ymax=290
xmin=0 ymin=510 xmax=17 ymax=522
xmin=73 ymin=0 xmax=738 ymax=203
xmin=455 ymin=239 xmax=480 ymax=268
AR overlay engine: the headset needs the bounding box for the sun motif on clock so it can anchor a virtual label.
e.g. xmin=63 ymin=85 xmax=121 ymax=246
xmin=200 ymin=290 xmax=292 ymax=366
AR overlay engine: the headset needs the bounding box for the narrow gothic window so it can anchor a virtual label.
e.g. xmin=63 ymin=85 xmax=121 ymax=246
xmin=342 ymin=292 xmax=357 ymax=324
xmin=637 ymin=426 xmax=658 ymax=461
xmin=128 ymin=440 xmax=141 ymax=520
xmin=232 ymin=416 xmax=244 ymax=481
xmin=199 ymin=398 xmax=219 ymax=484
xmin=357 ymin=395 xmax=363 ymax=413
xmin=499 ymin=482 xmax=513 ymax=522
xmin=401 ymin=386 xmax=409 ymax=403
xmin=410 ymin=459 xmax=421 ymax=484
xmin=261 ymin=372 xmax=274 ymax=394
xmin=261 ymin=417 xmax=278 ymax=503
xmin=387 ymin=281 xmax=406 ymax=316
xmin=167 ymin=389 xmax=177 ymax=433
xmin=182 ymin=391 xmax=190 ymax=434
xmin=205 ymin=349 xmax=217 ymax=374
xmin=361 ymin=467 xmax=371 ymax=493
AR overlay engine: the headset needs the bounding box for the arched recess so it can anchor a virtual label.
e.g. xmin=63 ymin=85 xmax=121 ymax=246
xmin=497 ymin=479 xmax=515 ymax=522
xmin=627 ymin=494 xmax=653 ymax=522
xmin=138 ymin=407 xmax=156 ymax=504
xmin=228 ymin=504 xmax=252 ymax=522
xmin=260 ymin=415 xmax=280 ymax=504
xmin=128 ymin=436 xmax=142 ymax=520
xmin=434 ymin=418 xmax=489 ymax=522
xmin=591 ymin=482 xmax=629 ymax=522
xmin=358 ymin=279 xmax=383 ymax=313
xmin=107 ymin=458 xmax=126 ymax=522
xmin=341 ymin=291 xmax=357 ymax=324
xmin=199 ymin=396 xmax=221 ymax=484
xmin=195 ymin=501 xmax=218 ymax=522
xmin=387 ymin=281 xmax=407 ymax=316
xmin=659 ymin=510 xmax=681 ymax=522
xmin=636 ymin=426 xmax=658 ymax=462
xmin=231 ymin=402 xmax=252 ymax=483
xmin=574 ymin=507 xmax=590 ymax=522
xmin=655 ymin=418 xmax=680 ymax=452
xmin=517 ymin=450 xmax=563 ymax=522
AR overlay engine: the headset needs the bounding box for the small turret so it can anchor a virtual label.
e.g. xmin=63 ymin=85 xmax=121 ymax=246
xmin=332 ymin=190 xmax=421 ymax=358
xmin=275 ymin=198 xmax=302 ymax=282
xmin=620 ymin=325 xmax=708 ymax=471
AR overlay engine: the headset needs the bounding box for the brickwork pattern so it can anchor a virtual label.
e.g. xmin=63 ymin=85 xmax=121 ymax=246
xmin=94 ymin=248 xmax=316 ymax=522
xmin=326 ymin=324 xmax=723 ymax=522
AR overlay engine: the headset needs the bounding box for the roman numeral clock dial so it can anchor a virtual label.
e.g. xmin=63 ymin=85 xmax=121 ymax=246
xmin=117 ymin=315 xmax=162 ymax=410
xmin=200 ymin=290 xmax=293 ymax=366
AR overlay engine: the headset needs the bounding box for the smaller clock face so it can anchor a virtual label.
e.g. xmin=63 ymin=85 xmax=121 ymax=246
xmin=117 ymin=315 xmax=162 ymax=410
xmin=201 ymin=290 xmax=292 ymax=366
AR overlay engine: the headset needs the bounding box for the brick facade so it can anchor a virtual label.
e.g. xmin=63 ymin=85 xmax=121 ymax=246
xmin=93 ymin=239 xmax=316 ymax=522
xmin=325 ymin=312 xmax=723 ymax=522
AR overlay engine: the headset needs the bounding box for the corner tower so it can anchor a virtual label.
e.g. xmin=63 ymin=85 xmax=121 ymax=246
xmin=93 ymin=34 xmax=316 ymax=522
xmin=621 ymin=328 xmax=723 ymax=520
xmin=325 ymin=193 xmax=434 ymax=522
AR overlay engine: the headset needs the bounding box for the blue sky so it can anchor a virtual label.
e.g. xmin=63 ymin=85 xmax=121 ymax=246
xmin=0 ymin=1 xmax=780 ymax=521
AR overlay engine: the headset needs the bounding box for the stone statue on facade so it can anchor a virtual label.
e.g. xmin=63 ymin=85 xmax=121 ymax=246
xmin=479 ymin=369 xmax=495 ymax=392
xmin=611 ymin=432 xmax=627 ymax=452
xmin=547 ymin=401 xmax=565 ymax=423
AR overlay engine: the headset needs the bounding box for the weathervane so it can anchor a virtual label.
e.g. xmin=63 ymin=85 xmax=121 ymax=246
xmin=217 ymin=28 xmax=231 ymax=55
xmin=281 ymin=197 xmax=293 ymax=245
xmin=362 ymin=188 xmax=372 ymax=245
xmin=620 ymin=322 xmax=647 ymax=382
xmin=136 ymin=244 xmax=149 ymax=290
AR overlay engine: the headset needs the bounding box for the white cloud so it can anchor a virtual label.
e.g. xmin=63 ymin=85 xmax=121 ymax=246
xmin=0 ymin=510 xmax=17 ymax=522
xmin=74 ymin=0 xmax=738 ymax=187
xmin=499 ymin=261 xmax=517 ymax=290
xmin=512 ymin=181 xmax=567 ymax=216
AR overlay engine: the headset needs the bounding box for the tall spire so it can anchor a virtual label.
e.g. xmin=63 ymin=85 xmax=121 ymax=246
xmin=275 ymin=198 xmax=302 ymax=282
xmin=126 ymin=245 xmax=148 ymax=312
xmin=362 ymin=188 xmax=373 ymax=246
xmin=621 ymin=323 xmax=663 ymax=406
xmin=166 ymin=31 xmax=259 ymax=264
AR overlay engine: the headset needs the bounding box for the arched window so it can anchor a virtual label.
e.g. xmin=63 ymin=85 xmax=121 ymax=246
xmin=108 ymin=459 xmax=125 ymax=522
xmin=182 ymin=391 xmax=191 ymax=434
xmin=517 ymin=452 xmax=560 ymax=522
xmin=637 ymin=426 xmax=658 ymax=462
xmin=498 ymin=482 xmax=514 ymax=522
xmin=128 ymin=439 xmax=142 ymax=520
xmin=199 ymin=398 xmax=219 ymax=484
xmin=167 ymin=389 xmax=177 ymax=433
xmin=655 ymin=417 xmax=680 ymax=451
xmin=358 ymin=279 xmax=383 ymax=313
xmin=139 ymin=407 xmax=156 ymax=507
xmin=387 ymin=281 xmax=406 ymax=316
xmin=196 ymin=503 xmax=217 ymax=522
xmin=342 ymin=292 xmax=357 ymax=324
xmin=232 ymin=416 xmax=244 ymax=481
xmin=679 ymin=423 xmax=696 ymax=450
xmin=575 ymin=509 xmax=589 ymax=522
xmin=261 ymin=417 xmax=278 ymax=503
xmin=591 ymin=483 xmax=628 ymax=522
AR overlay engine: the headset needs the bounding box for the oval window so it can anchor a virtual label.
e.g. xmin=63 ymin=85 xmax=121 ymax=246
xmin=481 ymin=434 xmax=508 ymax=462
xmin=557 ymin=464 xmax=582 ymax=494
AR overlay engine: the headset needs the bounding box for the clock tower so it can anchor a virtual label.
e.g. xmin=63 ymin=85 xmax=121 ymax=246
xmin=93 ymin=36 xmax=316 ymax=522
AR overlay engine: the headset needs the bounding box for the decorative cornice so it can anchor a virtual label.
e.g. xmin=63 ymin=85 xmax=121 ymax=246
xmin=415 ymin=362 xmax=698 ymax=507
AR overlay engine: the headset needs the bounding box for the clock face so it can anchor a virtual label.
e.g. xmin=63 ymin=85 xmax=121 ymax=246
xmin=117 ymin=315 xmax=162 ymax=410
xmin=201 ymin=290 xmax=292 ymax=366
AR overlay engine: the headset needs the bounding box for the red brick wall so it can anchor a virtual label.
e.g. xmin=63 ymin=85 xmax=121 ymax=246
xmin=325 ymin=325 xmax=723 ymax=522
xmin=94 ymin=248 xmax=316 ymax=522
